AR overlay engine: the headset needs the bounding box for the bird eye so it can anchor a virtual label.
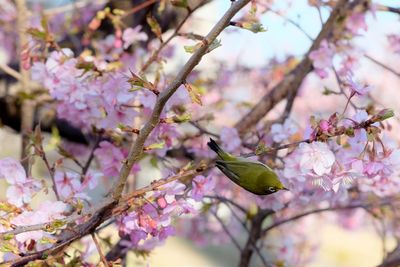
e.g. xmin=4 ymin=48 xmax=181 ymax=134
xmin=268 ymin=186 xmax=276 ymax=192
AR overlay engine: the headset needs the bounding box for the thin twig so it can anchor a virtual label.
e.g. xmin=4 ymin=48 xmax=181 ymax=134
xmin=365 ymin=54 xmax=400 ymax=78
xmin=211 ymin=209 xmax=242 ymax=251
xmin=261 ymin=199 xmax=396 ymax=236
xmin=0 ymin=64 xmax=22 ymax=80
xmin=140 ymin=0 xmax=208 ymax=73
xmin=121 ymin=0 xmax=160 ymax=19
xmin=91 ymin=233 xmax=109 ymax=267
xmin=82 ymin=137 xmax=102 ymax=175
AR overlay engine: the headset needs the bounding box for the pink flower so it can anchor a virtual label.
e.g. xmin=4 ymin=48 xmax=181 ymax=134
xmin=6 ymin=179 xmax=41 ymax=207
xmin=122 ymin=26 xmax=148 ymax=49
xmin=0 ymin=158 xmax=41 ymax=206
xmin=309 ymin=40 xmax=334 ymax=79
xmin=94 ymin=141 xmax=125 ymax=177
xmin=346 ymin=12 xmax=368 ymax=35
xmin=190 ymin=175 xmax=215 ymax=201
xmin=220 ymin=127 xmax=241 ymax=152
xmin=81 ymin=171 xmax=102 ymax=190
xmin=388 ymin=34 xmax=400 ymax=54
xmin=0 ymin=157 xmax=27 ymax=184
xmin=54 ymin=171 xmax=81 ymax=199
xmin=11 ymin=201 xmax=67 ymax=250
xmin=299 ymin=142 xmax=335 ymax=175
xmin=271 ymin=119 xmax=298 ymax=143
xmin=345 ymin=75 xmax=371 ymax=96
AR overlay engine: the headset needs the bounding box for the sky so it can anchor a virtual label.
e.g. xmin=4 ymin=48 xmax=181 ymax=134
xmin=192 ymin=0 xmax=400 ymax=67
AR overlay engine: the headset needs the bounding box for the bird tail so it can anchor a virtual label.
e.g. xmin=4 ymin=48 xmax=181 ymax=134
xmin=207 ymin=138 xmax=225 ymax=159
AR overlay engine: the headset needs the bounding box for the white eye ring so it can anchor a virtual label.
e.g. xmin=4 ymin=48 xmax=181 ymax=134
xmin=268 ymin=186 xmax=276 ymax=192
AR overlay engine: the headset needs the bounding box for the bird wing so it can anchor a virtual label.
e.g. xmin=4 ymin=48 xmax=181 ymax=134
xmin=216 ymin=159 xmax=273 ymax=186
xmin=215 ymin=160 xmax=241 ymax=184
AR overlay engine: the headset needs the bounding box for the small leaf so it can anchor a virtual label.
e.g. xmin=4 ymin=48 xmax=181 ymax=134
xmin=39 ymin=237 xmax=57 ymax=244
xmin=146 ymin=14 xmax=163 ymax=42
xmin=0 ymin=242 xmax=19 ymax=254
xmin=241 ymin=22 xmax=267 ymax=33
xmin=0 ymin=201 xmax=20 ymax=213
xmin=43 ymin=219 xmax=66 ymax=232
xmin=128 ymin=70 xmax=158 ymax=94
xmin=145 ymin=141 xmax=165 ymax=151
xmin=184 ymin=42 xmax=202 ymax=54
xmin=171 ymin=0 xmax=188 ymax=8
xmin=150 ymin=157 xmax=158 ymax=168
xmin=208 ymin=39 xmax=222 ymax=53
xmin=184 ymin=83 xmax=202 ymax=105
xmin=27 ymin=28 xmax=46 ymax=40
xmin=2 ymin=233 xmax=14 ymax=241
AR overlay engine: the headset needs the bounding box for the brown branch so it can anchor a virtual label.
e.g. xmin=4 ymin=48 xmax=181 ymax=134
xmin=242 ymin=109 xmax=392 ymax=157
xmin=376 ymin=5 xmax=400 ymax=15
xmin=121 ymin=0 xmax=160 ymax=19
xmin=378 ymin=244 xmax=400 ymax=267
xmin=140 ymin=0 xmax=209 ymax=73
xmin=0 ymin=64 xmax=22 ymax=81
xmin=16 ymin=0 xmax=35 ymax=171
xmin=91 ymin=233 xmax=109 ymax=267
xmin=365 ymin=54 xmax=400 ymax=78
xmin=112 ymin=0 xmax=252 ymax=199
xmin=234 ymin=0 xmax=369 ymax=136
xmin=238 ymin=210 xmax=273 ymax=267
xmin=261 ymin=198 xmax=397 ymax=236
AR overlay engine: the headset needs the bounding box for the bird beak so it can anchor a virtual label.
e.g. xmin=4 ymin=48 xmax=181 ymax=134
xmin=282 ymin=187 xmax=290 ymax=191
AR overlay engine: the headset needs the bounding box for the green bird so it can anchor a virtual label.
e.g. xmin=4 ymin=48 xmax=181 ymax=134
xmin=207 ymin=138 xmax=288 ymax=195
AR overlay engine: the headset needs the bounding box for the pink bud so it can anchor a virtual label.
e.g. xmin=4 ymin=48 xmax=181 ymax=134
xmin=319 ymin=120 xmax=330 ymax=132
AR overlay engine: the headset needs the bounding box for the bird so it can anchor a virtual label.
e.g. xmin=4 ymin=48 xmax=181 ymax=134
xmin=207 ymin=138 xmax=288 ymax=195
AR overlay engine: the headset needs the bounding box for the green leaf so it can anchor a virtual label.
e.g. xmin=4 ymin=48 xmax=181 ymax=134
xmin=128 ymin=70 xmax=157 ymax=93
xmin=146 ymin=14 xmax=163 ymax=41
xmin=241 ymin=22 xmax=267 ymax=33
xmin=184 ymin=83 xmax=202 ymax=105
xmin=184 ymin=42 xmax=202 ymax=54
xmin=0 ymin=242 xmax=19 ymax=254
xmin=171 ymin=0 xmax=188 ymax=8
xmin=150 ymin=157 xmax=159 ymax=168
xmin=27 ymin=28 xmax=46 ymax=40
xmin=146 ymin=141 xmax=165 ymax=150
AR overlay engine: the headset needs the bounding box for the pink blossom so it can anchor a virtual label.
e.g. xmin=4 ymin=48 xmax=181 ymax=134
xmin=54 ymin=171 xmax=81 ymax=199
xmin=220 ymin=127 xmax=241 ymax=152
xmin=388 ymin=34 xmax=400 ymax=54
xmin=11 ymin=201 xmax=67 ymax=250
xmin=6 ymin=179 xmax=41 ymax=207
xmin=81 ymin=171 xmax=102 ymax=190
xmin=271 ymin=119 xmax=298 ymax=143
xmin=190 ymin=175 xmax=215 ymax=201
xmin=299 ymin=142 xmax=335 ymax=176
xmin=0 ymin=158 xmax=41 ymax=206
xmin=345 ymin=75 xmax=371 ymax=96
xmin=122 ymin=26 xmax=148 ymax=49
xmin=346 ymin=12 xmax=368 ymax=35
xmin=309 ymin=40 xmax=334 ymax=79
xmin=0 ymin=157 xmax=27 ymax=184
xmin=94 ymin=141 xmax=125 ymax=177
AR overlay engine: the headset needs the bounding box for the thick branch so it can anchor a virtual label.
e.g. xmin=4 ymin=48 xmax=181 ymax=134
xmin=112 ymin=0 xmax=252 ymax=199
xmin=234 ymin=0 xmax=368 ymax=135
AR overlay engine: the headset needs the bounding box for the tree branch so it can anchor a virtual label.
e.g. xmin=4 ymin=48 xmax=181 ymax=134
xmin=261 ymin=198 xmax=397 ymax=236
xmin=234 ymin=0 xmax=369 ymax=136
xmin=112 ymin=0 xmax=252 ymax=199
